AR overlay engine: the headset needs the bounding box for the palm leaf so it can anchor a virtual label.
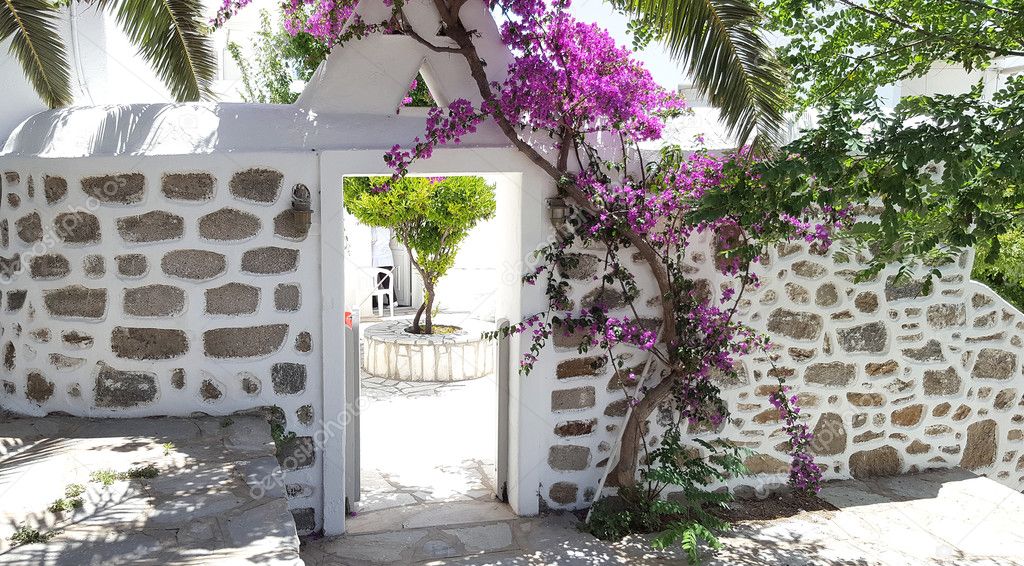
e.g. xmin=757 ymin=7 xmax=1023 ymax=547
xmin=613 ymin=0 xmax=790 ymax=151
xmin=97 ymin=0 xmax=217 ymax=101
xmin=0 ymin=0 xmax=73 ymax=107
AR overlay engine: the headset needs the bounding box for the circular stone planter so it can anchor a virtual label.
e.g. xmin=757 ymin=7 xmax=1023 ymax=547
xmin=362 ymin=319 xmax=495 ymax=382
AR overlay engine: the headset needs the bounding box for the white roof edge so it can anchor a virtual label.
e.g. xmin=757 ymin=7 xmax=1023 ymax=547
xmin=0 ymin=102 xmax=512 ymax=159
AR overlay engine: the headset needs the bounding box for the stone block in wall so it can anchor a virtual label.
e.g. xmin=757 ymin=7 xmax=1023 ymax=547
xmin=93 ymin=363 xmax=158 ymax=408
xmin=124 ymin=284 xmax=186 ymax=317
xmin=865 ymin=359 xmax=898 ymax=376
xmin=274 ymin=284 xmax=301 ymax=311
xmin=556 ymin=253 xmax=600 ymax=280
xmin=548 ymin=445 xmax=590 ymax=471
xmin=885 ymin=276 xmax=930 ymax=301
xmin=50 ymin=353 xmax=85 ymax=371
xmin=274 ymin=210 xmax=309 ymax=240
xmin=791 ymin=260 xmax=827 ymax=279
xmin=44 ymin=175 xmax=68 ymax=204
xmin=7 ymin=193 xmax=20 ymax=208
xmin=847 ymin=392 xmax=885 ymax=407
xmin=54 ymin=212 xmax=101 ymax=244
xmin=551 ymin=320 xmax=592 ymax=349
xmin=556 ymin=356 xmax=606 ymax=379
xmin=1 ymin=220 xmax=9 ymax=248
xmin=3 ymin=342 xmax=14 ymax=370
xmin=926 ymin=304 xmax=966 ymax=329
xmin=891 ymin=404 xmax=925 ymax=427
xmin=554 ymin=419 xmax=597 ymax=437
xmin=814 ymin=283 xmax=838 ymax=307
xmin=83 ymin=255 xmax=105 ymax=278
xmin=111 ymin=327 xmax=188 ymax=360
xmin=804 ymin=362 xmax=855 ymax=387
xmin=161 ymin=249 xmax=227 ymax=280
xmin=241 ymin=373 xmax=261 ymax=395
xmin=810 ymin=413 xmax=847 ymax=456
xmin=116 ymin=211 xmax=184 ymax=243
xmin=199 ymin=208 xmax=261 ymax=241
xmin=854 ymin=291 xmax=879 ymax=313
xmin=241 ymin=247 xmax=299 ymax=275
xmin=43 ymin=286 xmax=107 ymax=319
xmin=277 ymin=435 xmax=315 ymax=470
xmin=296 ymin=405 xmax=314 ymax=425
xmin=548 ymin=482 xmax=578 ymax=504
xmin=203 ymin=324 xmax=288 ymax=359
xmin=162 ymin=173 xmax=215 ymax=202
xmin=902 ymin=340 xmax=944 ymax=363
xmin=200 ymin=378 xmax=224 ymax=402
xmin=836 ymin=322 xmax=887 ymax=353
xmin=551 ymin=386 xmax=595 ymax=412
xmin=205 ymin=283 xmax=260 ymax=315
xmin=961 ymin=419 xmax=997 ymax=470
xmin=849 ymin=445 xmax=901 ymax=478
xmin=171 ymin=368 xmax=186 ymax=389
xmin=26 ymin=372 xmax=54 ymax=404
xmin=744 ymin=453 xmax=789 ymax=474
xmin=291 ymin=508 xmax=316 ymax=535
xmin=6 ymin=290 xmax=27 ymax=312
xmin=994 ymin=388 xmax=1017 ymax=410
xmin=295 ymin=332 xmax=312 ymax=353
xmin=81 ymin=173 xmax=145 ymax=204
xmin=766 ymin=309 xmax=822 ymax=341
xmin=580 ymin=287 xmax=625 ymax=310
xmin=116 ymin=254 xmax=148 ymax=277
xmin=15 ymin=212 xmax=42 ymax=243
xmin=605 ymin=398 xmax=630 ymax=417
xmin=272 ymin=362 xmax=307 ymax=394
xmin=972 ymin=349 xmax=1016 ymax=380
xmin=924 ymin=367 xmax=962 ymax=396
xmin=230 ymin=168 xmax=283 ymax=203
xmin=62 ymin=331 xmax=93 ymax=349
xmin=0 ymin=253 xmax=19 ymax=279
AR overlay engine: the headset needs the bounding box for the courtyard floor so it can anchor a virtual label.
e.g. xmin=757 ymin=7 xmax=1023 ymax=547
xmin=302 ymin=467 xmax=1024 ymax=565
xmin=0 ymin=415 xmax=301 ymax=565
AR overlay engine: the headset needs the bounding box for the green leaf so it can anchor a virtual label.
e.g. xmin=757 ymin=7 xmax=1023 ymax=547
xmin=97 ymin=0 xmax=217 ymax=101
xmin=0 ymin=0 xmax=73 ymax=107
xmin=612 ymin=0 xmax=791 ymax=150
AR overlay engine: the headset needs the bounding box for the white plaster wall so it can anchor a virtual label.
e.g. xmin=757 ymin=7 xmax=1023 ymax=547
xmin=0 ymin=152 xmax=325 ymax=529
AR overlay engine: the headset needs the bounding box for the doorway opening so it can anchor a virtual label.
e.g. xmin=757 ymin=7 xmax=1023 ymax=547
xmin=340 ymin=173 xmax=515 ymax=532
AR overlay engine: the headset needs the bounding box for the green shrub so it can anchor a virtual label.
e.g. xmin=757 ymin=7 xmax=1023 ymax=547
xmin=343 ymin=176 xmax=496 ymax=334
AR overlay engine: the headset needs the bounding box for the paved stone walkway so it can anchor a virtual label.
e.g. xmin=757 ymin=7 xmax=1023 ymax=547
xmin=303 ymin=468 xmax=1024 ymax=565
xmin=0 ymin=415 xmax=300 ymax=565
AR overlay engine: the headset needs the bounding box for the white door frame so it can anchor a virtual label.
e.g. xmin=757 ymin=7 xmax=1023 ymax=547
xmin=318 ymin=147 xmax=552 ymax=535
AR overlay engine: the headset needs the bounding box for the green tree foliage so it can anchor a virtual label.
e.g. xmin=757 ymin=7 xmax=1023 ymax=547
xmin=742 ymin=1 xmax=1024 ymax=291
xmin=612 ymin=0 xmax=791 ymax=149
xmin=343 ymin=176 xmax=495 ymax=334
xmin=2 ymin=0 xmax=216 ymax=108
xmin=228 ymin=9 xmax=329 ymax=104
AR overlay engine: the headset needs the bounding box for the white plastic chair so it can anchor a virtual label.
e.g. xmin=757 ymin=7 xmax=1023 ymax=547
xmin=371 ymin=268 xmax=395 ymax=318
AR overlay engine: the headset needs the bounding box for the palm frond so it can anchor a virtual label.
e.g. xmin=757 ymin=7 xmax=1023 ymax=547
xmin=0 ymin=0 xmax=73 ymax=107
xmin=615 ymin=0 xmax=790 ymax=151
xmin=98 ymin=0 xmax=217 ymax=101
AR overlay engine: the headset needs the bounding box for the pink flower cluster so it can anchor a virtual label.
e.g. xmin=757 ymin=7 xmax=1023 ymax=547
xmin=769 ymin=384 xmax=823 ymax=492
xmin=496 ymin=1 xmax=684 ymax=142
xmin=383 ymin=99 xmax=483 ymax=179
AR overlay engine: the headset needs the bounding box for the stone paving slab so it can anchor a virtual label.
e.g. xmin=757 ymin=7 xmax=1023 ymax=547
xmin=303 ymin=469 xmax=1024 ymax=565
xmin=0 ymin=415 xmax=301 ymax=565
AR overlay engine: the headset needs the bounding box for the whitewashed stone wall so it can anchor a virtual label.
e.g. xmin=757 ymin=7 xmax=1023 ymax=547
xmin=539 ymin=233 xmax=1024 ymax=509
xmin=0 ymin=154 xmax=324 ymax=533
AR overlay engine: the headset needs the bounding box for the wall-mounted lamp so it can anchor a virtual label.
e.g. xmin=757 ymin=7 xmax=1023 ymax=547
xmin=547 ymin=197 xmax=569 ymax=224
xmin=291 ymin=183 xmax=313 ymax=230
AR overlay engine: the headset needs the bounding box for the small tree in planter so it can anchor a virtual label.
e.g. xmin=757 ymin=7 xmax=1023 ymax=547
xmin=343 ymin=176 xmax=496 ymax=334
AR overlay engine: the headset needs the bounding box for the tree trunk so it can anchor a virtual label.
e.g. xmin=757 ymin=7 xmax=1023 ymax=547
xmin=412 ymin=302 xmax=427 ymax=334
xmin=423 ymin=281 xmax=434 ymax=334
xmin=611 ymin=371 xmax=677 ymax=488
